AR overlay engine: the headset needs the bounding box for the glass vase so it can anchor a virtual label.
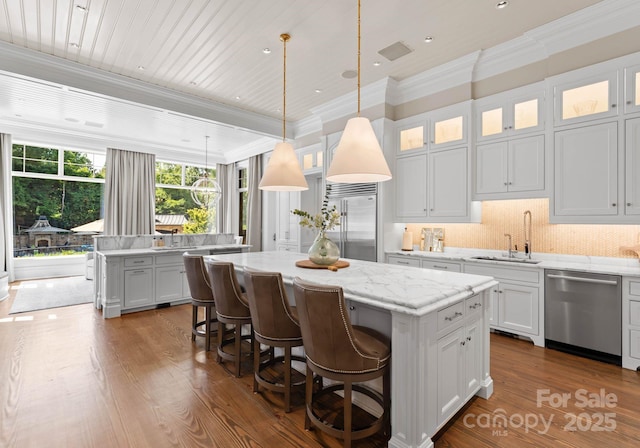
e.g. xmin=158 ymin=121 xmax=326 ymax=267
xmin=308 ymin=231 xmax=340 ymax=265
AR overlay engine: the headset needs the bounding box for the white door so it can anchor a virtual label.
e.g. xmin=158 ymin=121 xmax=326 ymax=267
xmin=395 ymin=154 xmax=428 ymax=219
xmin=625 ymin=117 xmax=640 ymax=215
xmin=429 ymin=147 xmax=468 ymax=217
xmin=475 ymin=142 xmax=507 ymax=194
xmin=509 ymin=135 xmax=545 ymax=192
xmin=498 ymin=283 xmax=539 ymax=335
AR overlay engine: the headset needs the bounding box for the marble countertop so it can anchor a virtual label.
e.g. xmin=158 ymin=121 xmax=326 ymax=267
xmin=97 ymin=244 xmax=250 ymax=257
xmin=386 ymin=248 xmax=640 ymax=277
xmin=207 ymin=251 xmax=497 ymax=317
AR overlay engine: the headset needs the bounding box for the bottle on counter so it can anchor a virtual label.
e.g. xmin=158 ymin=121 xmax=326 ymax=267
xmin=402 ymin=227 xmax=413 ymax=251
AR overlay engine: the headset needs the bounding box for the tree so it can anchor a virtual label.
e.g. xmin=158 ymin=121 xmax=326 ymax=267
xmin=183 ymin=207 xmax=216 ymax=234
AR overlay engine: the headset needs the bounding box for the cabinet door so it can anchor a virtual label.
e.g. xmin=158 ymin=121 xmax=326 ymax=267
xmin=397 ymin=121 xmax=427 ymax=154
xmin=429 ymin=147 xmax=467 ymax=217
xmin=498 ymin=283 xmax=539 ymax=335
xmin=508 ymin=135 xmax=545 ymax=192
xmin=395 ymin=154 xmax=427 ymax=219
xmin=625 ymin=117 xmax=640 ymax=215
xmin=476 ymin=142 xmax=507 ymax=194
xmin=437 ymin=327 xmax=465 ymax=425
xmin=554 ymin=72 xmax=619 ymax=126
xmin=123 ymin=268 xmax=153 ymax=308
xmin=464 ymin=316 xmax=483 ymax=399
xmin=553 ymin=122 xmax=618 ymax=217
xmin=155 ymin=265 xmax=185 ymax=303
xmin=276 ymin=191 xmax=300 ymax=243
xmin=624 ymin=64 xmax=640 ymax=115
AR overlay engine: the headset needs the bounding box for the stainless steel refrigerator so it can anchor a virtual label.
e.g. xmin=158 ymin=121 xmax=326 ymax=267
xmin=325 ymin=183 xmax=377 ymax=262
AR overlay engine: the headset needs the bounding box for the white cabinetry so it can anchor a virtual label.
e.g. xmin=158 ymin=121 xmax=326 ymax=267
xmin=475 ymin=135 xmax=545 ymax=198
xmin=122 ymin=256 xmax=154 ymax=309
xmin=625 ymin=117 xmax=640 ymax=215
xmin=622 ymin=277 xmax=640 ymax=371
xmin=553 ymin=71 xmax=619 ymax=127
xmin=552 ymin=122 xmax=619 ymax=221
xmin=464 ymin=262 xmax=543 ymax=347
xmin=421 ymin=259 xmax=462 ymax=272
xmin=395 ymin=153 xmax=428 ymax=219
xmin=387 ymin=255 xmax=421 ymax=267
xmin=436 ymin=296 xmax=484 ymax=426
xmin=154 ymin=254 xmax=189 ymax=303
xmin=624 ymin=64 xmax=640 ymax=115
xmin=429 ymin=147 xmax=469 ymax=218
xmin=275 ymin=191 xmax=300 ymax=251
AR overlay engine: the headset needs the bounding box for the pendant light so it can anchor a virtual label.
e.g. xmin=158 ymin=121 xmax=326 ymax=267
xmin=259 ymin=33 xmax=308 ymax=191
xmin=191 ymin=135 xmax=221 ymax=208
xmin=326 ymin=0 xmax=392 ymax=184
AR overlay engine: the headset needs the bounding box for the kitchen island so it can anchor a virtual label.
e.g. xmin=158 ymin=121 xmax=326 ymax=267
xmin=207 ymin=251 xmax=497 ymax=448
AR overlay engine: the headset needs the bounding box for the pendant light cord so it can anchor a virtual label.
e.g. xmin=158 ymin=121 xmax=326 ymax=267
xmin=357 ymin=0 xmax=361 ymax=117
xmin=204 ymin=135 xmax=209 ymax=177
xmin=281 ymin=33 xmax=290 ymax=142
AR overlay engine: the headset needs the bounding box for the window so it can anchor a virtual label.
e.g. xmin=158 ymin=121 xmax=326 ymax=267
xmin=238 ymin=166 xmax=247 ymax=243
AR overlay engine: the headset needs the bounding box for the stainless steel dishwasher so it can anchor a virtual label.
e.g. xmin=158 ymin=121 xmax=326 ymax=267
xmin=545 ymin=269 xmax=621 ymax=365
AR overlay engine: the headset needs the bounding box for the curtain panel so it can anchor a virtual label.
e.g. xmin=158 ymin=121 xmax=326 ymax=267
xmin=246 ymin=155 xmax=262 ymax=252
xmin=0 ymin=133 xmax=14 ymax=281
xmin=216 ymin=163 xmax=236 ymax=234
xmin=104 ymin=148 xmax=156 ymax=236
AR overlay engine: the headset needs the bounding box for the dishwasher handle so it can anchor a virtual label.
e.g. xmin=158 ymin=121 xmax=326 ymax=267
xmin=546 ymin=273 xmax=618 ymax=286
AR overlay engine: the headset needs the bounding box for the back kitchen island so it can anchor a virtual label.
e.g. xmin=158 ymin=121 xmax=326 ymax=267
xmin=207 ymin=251 xmax=497 ymax=448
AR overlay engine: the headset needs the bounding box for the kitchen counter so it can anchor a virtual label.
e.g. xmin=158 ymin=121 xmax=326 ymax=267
xmin=94 ymin=244 xmax=250 ymax=318
xmin=208 ymin=251 xmax=497 ymax=448
xmin=387 ymin=248 xmax=640 ymax=276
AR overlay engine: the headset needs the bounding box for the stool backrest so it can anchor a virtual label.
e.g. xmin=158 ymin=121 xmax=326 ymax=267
xmin=205 ymin=261 xmax=250 ymax=318
xmin=293 ymin=277 xmax=377 ymax=373
xmin=243 ymin=269 xmax=300 ymax=340
xmin=183 ymin=254 xmax=213 ymax=302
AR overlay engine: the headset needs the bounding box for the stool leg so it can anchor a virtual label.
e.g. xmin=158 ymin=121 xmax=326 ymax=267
xmin=305 ymin=364 xmax=313 ymax=430
xmin=253 ymin=337 xmax=260 ymax=393
xmin=216 ymin=321 xmax=223 ymax=363
xmin=344 ymin=379 xmax=352 ymax=448
xmin=284 ymin=346 xmax=292 ymax=413
xmin=234 ymin=323 xmax=242 ymax=377
xmin=204 ymin=305 xmax=211 ymax=352
xmin=384 ymin=366 xmax=391 ymax=438
xmin=191 ymin=305 xmax=198 ymax=342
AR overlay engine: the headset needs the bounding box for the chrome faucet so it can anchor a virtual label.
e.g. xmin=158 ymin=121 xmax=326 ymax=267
xmin=523 ymin=210 xmax=532 ymax=259
xmin=504 ymin=233 xmax=513 ymax=258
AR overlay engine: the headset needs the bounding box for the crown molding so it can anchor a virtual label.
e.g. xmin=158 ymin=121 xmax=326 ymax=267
xmin=223 ymin=137 xmax=279 ymax=164
xmin=309 ymin=77 xmax=392 ymax=124
xmin=0 ymin=41 xmax=282 ymax=139
xmin=292 ymin=113 xmax=323 ymax=140
xmin=472 ymin=36 xmax=548 ymax=82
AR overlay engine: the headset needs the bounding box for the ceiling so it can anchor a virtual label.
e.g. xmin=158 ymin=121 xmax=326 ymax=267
xmin=0 ymin=0 xmax=616 ymax=164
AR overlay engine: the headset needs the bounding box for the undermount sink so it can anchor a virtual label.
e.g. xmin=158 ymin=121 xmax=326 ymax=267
xmin=470 ymin=256 xmax=541 ymax=264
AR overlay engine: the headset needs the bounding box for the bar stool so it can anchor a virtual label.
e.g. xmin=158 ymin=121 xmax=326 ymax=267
xmin=204 ymin=260 xmax=253 ymax=377
xmin=243 ymin=268 xmax=306 ymax=412
xmin=183 ymin=253 xmax=217 ymax=351
xmin=293 ymin=277 xmax=391 ymax=448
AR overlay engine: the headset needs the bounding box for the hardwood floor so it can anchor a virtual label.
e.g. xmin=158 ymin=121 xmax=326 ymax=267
xmin=1 ymin=285 xmax=639 ymax=448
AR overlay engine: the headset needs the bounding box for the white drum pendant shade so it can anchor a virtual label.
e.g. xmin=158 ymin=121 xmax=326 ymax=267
xmin=259 ymin=141 xmax=308 ymax=191
xmin=326 ymin=116 xmax=392 ymax=183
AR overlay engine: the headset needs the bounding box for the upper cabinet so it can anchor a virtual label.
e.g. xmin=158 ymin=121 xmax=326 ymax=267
xmin=552 ymin=71 xmax=619 ymax=127
xmin=430 ymin=103 xmax=468 ymax=150
xmin=475 ymin=83 xmax=545 ymax=143
xmin=625 ymin=64 xmax=640 ymax=115
xmin=298 ymin=144 xmax=323 ymax=174
xmin=396 ymin=118 xmax=427 ymax=155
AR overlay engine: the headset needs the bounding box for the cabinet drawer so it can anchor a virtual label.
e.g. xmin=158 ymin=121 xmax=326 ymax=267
xmin=465 ymin=295 xmax=484 ymax=317
xmin=630 ymin=301 xmax=640 ymax=326
xmin=388 ymin=256 xmax=421 ymax=267
xmin=464 ymin=263 xmax=539 ymax=283
xmin=629 ymin=281 xmax=640 ymax=297
xmin=438 ymin=301 xmax=465 ymax=333
xmin=155 ymin=254 xmax=184 ymax=265
xmin=631 ymin=330 xmax=640 ymax=359
xmin=124 ymin=256 xmax=153 ymax=267
xmin=422 ymin=259 xmax=462 ymax=272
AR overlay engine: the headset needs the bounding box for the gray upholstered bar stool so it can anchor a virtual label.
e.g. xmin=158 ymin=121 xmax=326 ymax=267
xmin=205 ymin=260 xmax=253 ymax=377
xmin=183 ymin=253 xmax=218 ymax=351
xmin=243 ymin=268 xmax=306 ymax=412
xmin=293 ymin=277 xmax=391 ymax=448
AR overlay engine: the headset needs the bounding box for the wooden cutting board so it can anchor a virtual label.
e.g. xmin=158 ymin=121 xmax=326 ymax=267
xmin=295 ymin=259 xmax=350 ymax=270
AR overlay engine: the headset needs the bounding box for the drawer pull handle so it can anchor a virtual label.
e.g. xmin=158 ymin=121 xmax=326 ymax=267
xmin=133 ymin=260 xmax=145 ymax=264
xmin=467 ymin=336 xmax=472 ymax=341
xmin=444 ymin=311 xmax=463 ymax=321
xmin=461 ymin=340 xmax=466 ymax=346
xmin=469 ymin=302 xmax=482 ymax=309
xmin=433 ymin=265 xmax=448 ymax=270
xmin=397 ymin=261 xmax=409 ymax=265
xmin=349 ymin=306 xmax=355 ymax=311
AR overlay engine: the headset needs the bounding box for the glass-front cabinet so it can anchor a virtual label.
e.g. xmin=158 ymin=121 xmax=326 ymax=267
xmin=553 ymin=71 xmax=619 ymax=126
xmin=625 ymin=64 xmax=640 ymax=115
xmin=298 ymin=144 xmax=323 ymax=174
xmin=396 ymin=118 xmax=427 ymax=154
xmin=475 ymin=84 xmax=544 ymax=142
xmin=430 ymin=102 xmax=469 ymax=150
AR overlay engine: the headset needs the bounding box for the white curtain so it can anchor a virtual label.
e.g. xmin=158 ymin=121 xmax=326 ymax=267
xmin=216 ymin=163 xmax=236 ymax=234
xmin=246 ymin=155 xmax=262 ymax=252
xmin=104 ymin=148 xmax=156 ymax=235
xmin=0 ymin=133 xmax=14 ymax=281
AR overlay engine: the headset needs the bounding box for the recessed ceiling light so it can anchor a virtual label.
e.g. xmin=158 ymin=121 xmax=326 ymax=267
xmin=263 ymin=48 xmax=271 ymax=54
xmin=235 ymin=96 xmax=241 ymax=100
xmin=137 ymin=65 xmax=145 ymax=71
xmin=424 ymin=36 xmax=434 ymax=43
xmin=373 ymin=61 xmax=381 ymax=67
xmin=69 ymin=42 xmax=80 ymax=48
xmin=314 ymin=89 xmax=322 ymax=93
xmin=75 ymin=5 xmax=88 ymax=12
xmin=341 ymin=70 xmax=358 ymax=79
xmin=496 ymin=1 xmax=508 ymax=9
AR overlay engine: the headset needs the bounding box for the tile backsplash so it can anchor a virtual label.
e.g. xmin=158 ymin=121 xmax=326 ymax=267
xmin=406 ymin=199 xmax=640 ymax=259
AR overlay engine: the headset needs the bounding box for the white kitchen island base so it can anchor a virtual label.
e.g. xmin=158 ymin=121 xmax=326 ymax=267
xmin=208 ymin=251 xmax=496 ymax=448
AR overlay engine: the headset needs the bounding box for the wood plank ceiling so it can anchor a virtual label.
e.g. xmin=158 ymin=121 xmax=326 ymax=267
xmin=0 ymin=0 xmax=607 ymax=162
